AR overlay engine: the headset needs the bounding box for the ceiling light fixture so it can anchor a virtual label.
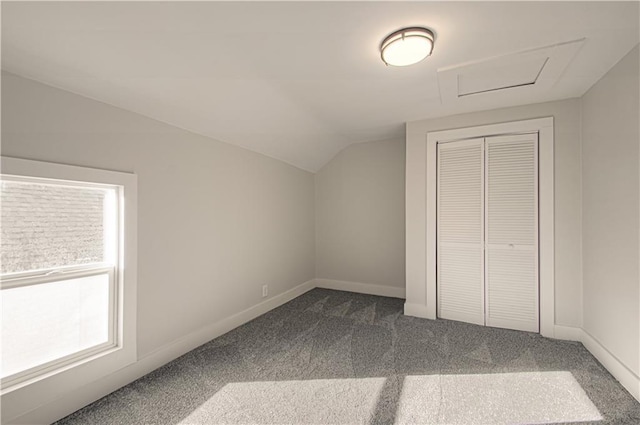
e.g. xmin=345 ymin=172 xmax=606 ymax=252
xmin=380 ymin=27 xmax=435 ymax=67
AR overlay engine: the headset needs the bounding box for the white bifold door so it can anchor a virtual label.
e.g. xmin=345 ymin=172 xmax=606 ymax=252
xmin=437 ymin=133 xmax=539 ymax=332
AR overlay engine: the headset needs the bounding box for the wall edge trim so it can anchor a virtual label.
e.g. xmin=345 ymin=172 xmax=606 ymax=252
xmin=314 ymin=278 xmax=406 ymax=299
xmin=552 ymin=325 xmax=582 ymax=341
xmin=403 ymin=302 xmax=433 ymax=319
xmin=580 ymin=329 xmax=640 ymax=402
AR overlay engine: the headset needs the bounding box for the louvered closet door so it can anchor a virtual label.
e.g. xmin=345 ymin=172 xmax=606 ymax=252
xmin=485 ymin=134 xmax=539 ymax=332
xmin=437 ymin=138 xmax=485 ymax=326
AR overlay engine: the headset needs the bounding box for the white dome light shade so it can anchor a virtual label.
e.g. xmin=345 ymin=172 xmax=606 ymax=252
xmin=380 ymin=27 xmax=435 ymax=66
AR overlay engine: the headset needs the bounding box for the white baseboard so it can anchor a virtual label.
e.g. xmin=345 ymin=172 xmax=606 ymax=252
xmin=8 ymin=279 xmax=316 ymax=425
xmin=579 ymin=329 xmax=640 ymax=402
xmin=315 ymin=278 xmax=406 ymax=299
xmin=403 ymin=302 xmax=433 ymax=319
xmin=523 ymin=325 xmax=640 ymax=402
xmin=552 ymin=325 xmax=582 ymax=341
xmin=552 ymin=325 xmax=639 ymax=402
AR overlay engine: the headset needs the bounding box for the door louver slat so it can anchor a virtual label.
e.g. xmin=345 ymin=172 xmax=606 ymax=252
xmin=485 ymin=134 xmax=539 ymax=332
xmin=437 ymin=139 xmax=485 ymax=326
xmin=436 ymin=133 xmax=539 ymax=333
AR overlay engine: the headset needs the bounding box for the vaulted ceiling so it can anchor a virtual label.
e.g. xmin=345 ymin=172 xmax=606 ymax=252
xmin=2 ymin=1 xmax=638 ymax=171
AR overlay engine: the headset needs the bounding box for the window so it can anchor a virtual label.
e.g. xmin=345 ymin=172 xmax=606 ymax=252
xmin=0 ymin=158 xmax=136 ymax=416
xmin=1 ymin=178 xmax=120 ymax=386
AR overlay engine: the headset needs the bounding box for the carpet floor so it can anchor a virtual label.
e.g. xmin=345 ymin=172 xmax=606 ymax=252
xmin=56 ymin=288 xmax=640 ymax=424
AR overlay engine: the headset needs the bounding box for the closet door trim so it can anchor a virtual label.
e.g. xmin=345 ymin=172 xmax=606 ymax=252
xmin=417 ymin=117 xmax=554 ymax=337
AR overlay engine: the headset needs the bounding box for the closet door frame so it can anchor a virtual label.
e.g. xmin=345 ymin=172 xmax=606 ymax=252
xmin=422 ymin=117 xmax=554 ymax=337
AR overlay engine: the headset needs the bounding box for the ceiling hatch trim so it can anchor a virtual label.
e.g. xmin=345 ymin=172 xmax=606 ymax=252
xmin=438 ymin=38 xmax=586 ymax=105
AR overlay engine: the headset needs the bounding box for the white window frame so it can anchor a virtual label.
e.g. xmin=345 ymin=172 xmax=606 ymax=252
xmin=0 ymin=157 xmax=137 ymax=423
xmin=404 ymin=117 xmax=555 ymax=338
xmin=2 ymin=265 xmax=117 ymax=387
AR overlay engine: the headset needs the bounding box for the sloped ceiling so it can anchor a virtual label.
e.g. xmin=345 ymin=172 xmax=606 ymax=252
xmin=2 ymin=1 xmax=638 ymax=171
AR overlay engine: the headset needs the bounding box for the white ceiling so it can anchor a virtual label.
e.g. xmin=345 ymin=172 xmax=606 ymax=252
xmin=2 ymin=1 xmax=638 ymax=172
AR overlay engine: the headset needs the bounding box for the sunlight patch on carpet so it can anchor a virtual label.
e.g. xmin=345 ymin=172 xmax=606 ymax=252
xmin=179 ymin=377 xmax=386 ymax=424
xmin=396 ymin=371 xmax=602 ymax=424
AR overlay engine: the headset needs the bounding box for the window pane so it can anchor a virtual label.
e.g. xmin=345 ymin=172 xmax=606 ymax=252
xmin=1 ymin=273 xmax=111 ymax=378
xmin=1 ymin=180 xmax=112 ymax=274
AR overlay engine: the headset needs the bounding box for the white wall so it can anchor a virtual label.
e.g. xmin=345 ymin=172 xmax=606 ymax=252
xmin=406 ymin=98 xmax=583 ymax=328
xmin=1 ymin=72 xmax=316 ymax=422
xmin=315 ymin=139 xmax=405 ymax=295
xmin=581 ymin=45 xmax=639 ymax=378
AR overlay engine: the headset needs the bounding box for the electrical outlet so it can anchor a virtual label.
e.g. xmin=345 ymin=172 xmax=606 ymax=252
xmin=262 ymin=285 xmax=268 ymax=298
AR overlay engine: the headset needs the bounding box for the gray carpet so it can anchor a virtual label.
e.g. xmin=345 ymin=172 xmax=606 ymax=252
xmin=56 ymin=289 xmax=640 ymax=424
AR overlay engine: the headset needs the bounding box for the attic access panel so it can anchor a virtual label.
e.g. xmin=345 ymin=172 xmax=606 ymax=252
xmin=457 ymin=56 xmax=549 ymax=97
xmin=438 ymin=39 xmax=585 ymax=103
